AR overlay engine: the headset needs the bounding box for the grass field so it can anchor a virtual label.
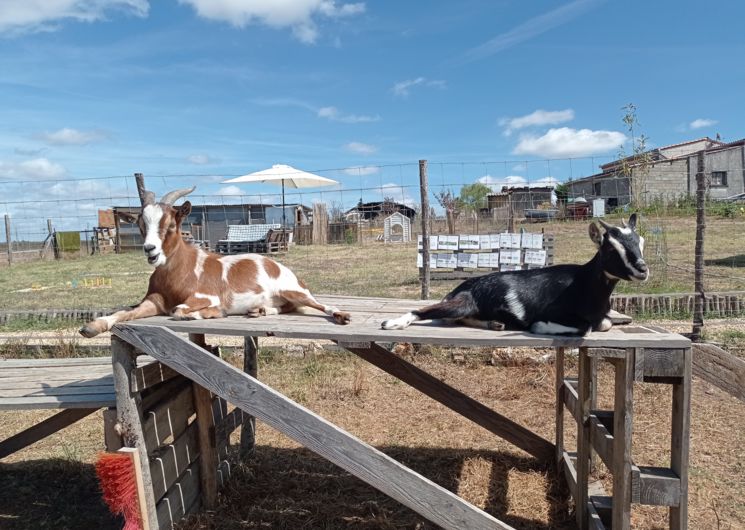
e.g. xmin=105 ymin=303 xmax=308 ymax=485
xmin=1 ymin=214 xmax=744 ymax=315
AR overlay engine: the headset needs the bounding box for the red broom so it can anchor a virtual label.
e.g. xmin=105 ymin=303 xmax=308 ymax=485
xmin=95 ymin=447 xmax=150 ymax=530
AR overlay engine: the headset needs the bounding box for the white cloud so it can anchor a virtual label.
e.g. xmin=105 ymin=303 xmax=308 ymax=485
xmin=461 ymin=0 xmax=600 ymax=63
xmin=179 ymin=0 xmax=365 ymax=44
xmin=689 ymin=118 xmax=718 ymax=130
xmin=391 ymin=77 xmax=446 ymax=97
xmin=38 ymin=127 xmax=108 ymax=146
xmin=0 ymin=0 xmax=149 ymax=35
xmin=0 ymin=158 xmax=66 ymax=180
xmin=343 ymin=165 xmax=379 ymax=176
xmin=379 ymin=182 xmax=415 ymax=206
xmin=513 ymin=127 xmax=626 ymax=158
xmin=344 ymin=141 xmax=377 ymax=155
xmin=217 ymin=185 xmax=244 ymax=196
xmin=318 ymin=106 xmax=380 ymax=123
xmin=500 ymin=109 xmax=574 ymax=135
xmin=186 ymin=154 xmax=218 ymax=165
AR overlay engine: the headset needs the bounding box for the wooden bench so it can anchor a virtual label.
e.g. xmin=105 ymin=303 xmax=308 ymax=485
xmin=215 ymin=224 xmax=286 ymax=254
xmin=0 ymin=356 xmax=152 ymax=459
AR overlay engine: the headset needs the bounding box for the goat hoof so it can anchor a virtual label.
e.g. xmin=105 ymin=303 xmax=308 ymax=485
xmin=171 ymin=314 xmax=196 ymax=321
xmin=79 ymin=325 xmax=99 ymax=338
xmin=487 ymin=321 xmax=505 ymax=331
xmin=333 ymin=311 xmax=351 ymax=325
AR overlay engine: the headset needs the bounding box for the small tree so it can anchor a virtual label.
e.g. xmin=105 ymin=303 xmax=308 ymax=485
xmin=618 ymin=103 xmax=653 ymax=207
xmin=459 ymin=183 xmax=491 ymax=213
xmin=435 ymin=190 xmax=462 ymax=234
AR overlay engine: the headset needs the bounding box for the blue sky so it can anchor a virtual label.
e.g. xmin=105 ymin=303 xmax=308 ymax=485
xmin=1 ymin=0 xmax=743 ymax=234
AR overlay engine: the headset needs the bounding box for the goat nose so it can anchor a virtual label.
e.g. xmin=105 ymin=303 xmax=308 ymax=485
xmin=143 ymin=244 xmax=156 ymax=253
xmin=637 ymin=261 xmax=648 ymax=272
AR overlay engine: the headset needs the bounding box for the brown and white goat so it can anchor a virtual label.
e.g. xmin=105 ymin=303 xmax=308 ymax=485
xmin=79 ymin=187 xmax=350 ymax=338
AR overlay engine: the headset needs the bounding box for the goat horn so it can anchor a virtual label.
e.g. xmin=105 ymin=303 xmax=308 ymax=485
xmin=620 ymin=217 xmax=628 ymax=228
xmin=142 ymin=190 xmax=156 ymax=206
xmin=160 ymin=186 xmax=196 ymax=205
xmin=597 ymin=218 xmax=613 ymax=231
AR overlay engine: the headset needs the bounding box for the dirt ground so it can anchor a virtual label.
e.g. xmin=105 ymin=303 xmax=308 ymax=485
xmin=1 ymin=321 xmax=744 ymax=529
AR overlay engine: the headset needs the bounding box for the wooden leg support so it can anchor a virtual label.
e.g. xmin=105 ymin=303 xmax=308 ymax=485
xmin=612 ymin=350 xmax=635 ymax=530
xmin=670 ymin=347 xmax=691 ymax=530
xmin=241 ymin=336 xmax=258 ymax=457
xmin=0 ymin=408 xmax=99 ymax=459
xmin=555 ymin=347 xmax=565 ymax=470
xmin=576 ymin=347 xmax=592 ymax=530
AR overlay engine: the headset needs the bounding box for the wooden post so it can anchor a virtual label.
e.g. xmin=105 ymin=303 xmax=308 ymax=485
xmin=114 ymin=210 xmax=122 ymax=254
xmin=670 ymin=348 xmax=691 ymax=530
xmin=612 ymin=350 xmax=635 ymax=530
xmin=589 ymin=356 xmax=599 ymax=472
xmin=419 ymin=159 xmax=430 ymax=300
xmin=111 ymin=336 xmax=158 ymax=529
xmin=47 ymin=219 xmax=53 ymax=237
xmin=692 ymin=151 xmax=706 ymax=341
xmin=555 ymin=347 xmax=565 ymax=469
xmin=135 ymin=173 xmax=147 ymax=206
xmin=241 ymin=336 xmax=258 ymax=456
xmin=188 ymin=333 xmax=218 ymax=510
xmin=4 ymin=214 xmax=11 ymax=267
xmin=576 ymin=347 xmax=592 ymax=530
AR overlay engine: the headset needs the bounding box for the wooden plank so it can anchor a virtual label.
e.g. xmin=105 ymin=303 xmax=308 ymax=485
xmin=0 ymin=377 xmax=113 ymax=390
xmin=111 ymin=336 xmax=159 ymax=530
xmin=114 ymin=324 xmax=514 ymax=530
xmin=612 ymin=351 xmax=635 ymax=530
xmin=132 ymin=361 xmax=180 ymax=393
xmin=562 ymin=450 xmax=577 ymax=500
xmin=590 ymin=496 xmax=612 ymax=529
xmin=126 ymin=313 xmax=691 ymax=349
xmin=189 ymin=333 xmax=219 ymax=511
xmin=691 ymin=343 xmax=745 ymax=403
xmin=344 ymin=342 xmax=554 ymax=462
xmin=0 ymin=407 xmax=98 ymax=459
xmin=589 ymin=414 xmax=613 ymax=471
xmin=555 ymin=347 xmax=565 ymax=469
xmin=634 ymin=347 xmax=645 ymax=382
xmin=142 ymin=383 xmax=195 ymax=452
xmin=576 ymin=347 xmax=592 ymax=530
xmin=563 ymin=377 xmax=579 ymax=423
xmin=155 ymin=461 xmax=201 ymax=530
xmin=587 ymin=500 xmax=606 ymax=530
xmin=638 ymin=466 xmax=681 ymax=507
xmin=215 ymin=407 xmax=245 ymax=448
xmin=241 ymin=336 xmax=257 ymax=456
xmin=0 ymin=394 xmax=116 ymax=410
xmin=670 ymin=347 xmax=691 ymax=529
xmin=0 ymin=357 xmax=114 ymax=368
xmin=150 ymin=421 xmax=199 ymax=502
xmin=643 ymin=348 xmax=686 ymax=378
xmin=0 ymin=385 xmax=115 ymax=397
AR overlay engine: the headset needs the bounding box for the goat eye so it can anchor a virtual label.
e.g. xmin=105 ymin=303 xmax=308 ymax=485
xmin=169 ymin=223 xmax=176 ymax=230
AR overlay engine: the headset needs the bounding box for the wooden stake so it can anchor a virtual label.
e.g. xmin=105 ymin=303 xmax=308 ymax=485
xmin=419 ymin=159 xmax=430 ymax=300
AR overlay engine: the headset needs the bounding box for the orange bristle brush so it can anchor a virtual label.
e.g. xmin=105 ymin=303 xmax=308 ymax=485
xmin=95 ymin=447 xmax=150 ymax=530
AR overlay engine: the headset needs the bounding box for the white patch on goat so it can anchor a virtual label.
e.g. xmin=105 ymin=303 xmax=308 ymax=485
xmin=607 ymin=235 xmax=645 ymax=278
xmin=619 ymin=227 xmax=632 ymax=235
xmin=174 ymin=304 xmax=189 ymax=309
xmin=229 ymin=291 xmax=270 ymax=315
xmin=194 ymin=292 xmax=220 ymax=307
xmin=95 ymin=315 xmax=118 ymax=331
xmin=639 ymin=236 xmax=645 ymax=254
xmin=504 ymin=289 xmax=525 ymax=322
xmin=596 ymin=318 xmax=612 ymax=332
xmin=381 ymin=312 xmax=419 ymax=330
xmin=142 ymin=205 xmax=167 ymax=267
xmin=194 ymin=249 xmax=207 ymax=278
xmin=530 ymin=321 xmax=582 ymax=335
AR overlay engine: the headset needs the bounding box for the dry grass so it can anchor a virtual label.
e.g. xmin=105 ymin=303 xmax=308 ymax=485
xmin=3 ymin=344 xmax=742 ymax=529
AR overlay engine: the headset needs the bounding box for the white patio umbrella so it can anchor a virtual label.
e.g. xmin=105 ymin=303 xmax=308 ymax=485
xmin=222 ymin=164 xmax=338 ymax=227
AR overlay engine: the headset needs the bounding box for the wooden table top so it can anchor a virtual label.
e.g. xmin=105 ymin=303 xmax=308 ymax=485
xmin=123 ymin=294 xmax=691 ymax=349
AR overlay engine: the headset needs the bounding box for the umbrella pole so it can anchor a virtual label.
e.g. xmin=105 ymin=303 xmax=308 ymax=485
xmin=281 ymin=179 xmax=286 ymax=229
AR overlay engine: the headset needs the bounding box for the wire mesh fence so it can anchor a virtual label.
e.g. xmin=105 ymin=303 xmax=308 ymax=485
xmin=0 ymin=155 xmax=743 ymax=320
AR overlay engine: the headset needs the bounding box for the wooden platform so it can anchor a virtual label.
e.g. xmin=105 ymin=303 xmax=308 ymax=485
xmin=107 ymin=294 xmax=690 ymax=530
xmin=128 ymin=294 xmax=685 ymax=349
xmin=0 ymin=356 xmax=154 ymax=459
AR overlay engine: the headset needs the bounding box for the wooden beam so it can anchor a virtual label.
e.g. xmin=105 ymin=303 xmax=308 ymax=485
xmin=611 ymin=350 xmax=635 ymax=530
xmin=142 ymin=383 xmax=194 ymax=452
xmin=189 ymin=333 xmax=219 ymax=511
xmin=589 ymin=414 xmax=614 ymax=471
xmin=576 ymin=347 xmax=592 ymax=530
xmin=670 ymin=347 xmax=691 ymax=529
xmin=132 ymin=361 xmax=180 ymax=393
xmin=111 ymin=336 xmax=159 ymax=530
xmin=563 ymin=377 xmax=579 ymax=423
xmin=150 ymin=422 xmax=199 ymax=502
xmin=562 ymin=450 xmax=577 ymax=500
xmin=241 ymin=336 xmax=258 ymax=456
xmin=215 ymin=407 xmax=245 ymax=449
xmin=343 ymin=342 xmax=554 ymax=462
xmin=692 ymin=342 xmax=745 ymax=403
xmin=555 ymin=347 xmax=565 ymax=469
xmin=103 ymin=408 xmax=122 ymax=452
xmin=155 ymin=461 xmax=201 ymax=529
xmin=114 ymin=324 xmax=514 ymax=530
xmin=0 ymin=407 xmax=98 ymax=459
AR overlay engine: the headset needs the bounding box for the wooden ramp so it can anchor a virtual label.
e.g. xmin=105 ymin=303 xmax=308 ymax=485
xmin=114 ymin=324 xmax=515 ymax=530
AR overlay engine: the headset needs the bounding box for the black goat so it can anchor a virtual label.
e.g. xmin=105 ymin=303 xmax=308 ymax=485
xmin=382 ymin=214 xmax=647 ymax=336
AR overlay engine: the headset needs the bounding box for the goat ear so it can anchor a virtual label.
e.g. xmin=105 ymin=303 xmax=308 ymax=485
xmin=177 ymin=201 xmax=192 ymax=220
xmin=588 ymin=222 xmax=603 ymax=247
xmin=628 ymin=213 xmax=638 ymax=231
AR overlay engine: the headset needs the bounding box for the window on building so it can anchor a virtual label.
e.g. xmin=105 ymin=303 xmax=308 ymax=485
xmin=593 ymin=182 xmax=602 ymax=196
xmin=711 ymin=171 xmax=727 ymax=187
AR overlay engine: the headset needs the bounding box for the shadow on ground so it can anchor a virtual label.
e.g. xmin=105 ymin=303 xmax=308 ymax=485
xmin=705 ymin=254 xmax=745 ymax=268
xmin=185 ymin=445 xmax=573 ymax=529
xmin=0 ymin=459 xmax=118 ymax=530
